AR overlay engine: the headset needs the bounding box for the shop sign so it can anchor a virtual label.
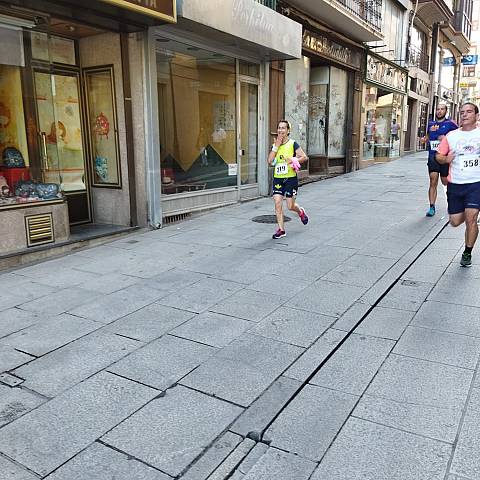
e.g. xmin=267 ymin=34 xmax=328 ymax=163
xmin=462 ymin=55 xmax=478 ymax=65
xmin=443 ymin=57 xmax=456 ymax=66
xmin=460 ymin=80 xmax=476 ymax=87
xmin=366 ymin=54 xmax=407 ymax=94
xmin=100 ymin=0 xmax=176 ymax=22
xmin=302 ymin=31 xmax=361 ymax=70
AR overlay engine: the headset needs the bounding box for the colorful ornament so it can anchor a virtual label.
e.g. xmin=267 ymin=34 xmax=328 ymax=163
xmin=94 ymin=112 xmax=110 ymax=139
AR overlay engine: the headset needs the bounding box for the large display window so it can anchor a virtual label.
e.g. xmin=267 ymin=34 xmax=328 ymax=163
xmin=156 ymin=38 xmax=237 ymax=194
xmin=0 ymin=27 xmax=90 ymax=210
xmin=363 ymin=85 xmax=403 ymax=161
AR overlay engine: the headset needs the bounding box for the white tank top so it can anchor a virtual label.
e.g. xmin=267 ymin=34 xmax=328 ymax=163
xmin=445 ymin=128 xmax=480 ymax=184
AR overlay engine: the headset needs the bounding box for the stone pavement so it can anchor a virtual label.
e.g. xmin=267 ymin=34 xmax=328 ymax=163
xmin=1 ymin=152 xmax=480 ymax=479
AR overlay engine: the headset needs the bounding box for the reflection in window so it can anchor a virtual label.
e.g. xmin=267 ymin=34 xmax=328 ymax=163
xmin=156 ymin=40 xmax=236 ymax=194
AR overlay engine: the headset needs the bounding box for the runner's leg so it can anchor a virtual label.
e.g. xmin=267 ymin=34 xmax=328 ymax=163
xmin=464 ymin=208 xmax=480 ymax=248
xmin=273 ymin=194 xmax=285 ymax=231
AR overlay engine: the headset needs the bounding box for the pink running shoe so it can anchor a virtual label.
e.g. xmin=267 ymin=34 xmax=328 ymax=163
xmin=299 ymin=208 xmax=309 ymax=225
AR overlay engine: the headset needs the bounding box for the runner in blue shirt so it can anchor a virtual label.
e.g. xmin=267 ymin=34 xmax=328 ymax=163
xmin=424 ymin=104 xmax=458 ymax=216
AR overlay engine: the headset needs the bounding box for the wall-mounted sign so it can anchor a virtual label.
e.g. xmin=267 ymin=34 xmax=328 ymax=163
xmin=462 ymin=55 xmax=478 ymax=65
xmin=100 ymin=0 xmax=176 ymax=23
xmin=365 ymin=54 xmax=407 ymax=93
xmin=460 ymin=80 xmax=476 ymax=87
xmin=302 ymin=30 xmax=362 ymax=71
xmin=443 ymin=57 xmax=456 ymax=66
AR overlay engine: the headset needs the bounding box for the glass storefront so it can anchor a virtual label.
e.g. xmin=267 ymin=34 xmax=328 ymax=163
xmin=0 ymin=24 xmax=90 ymax=223
xmin=156 ymin=38 xmax=241 ymax=195
xmin=363 ymin=85 xmax=403 ymax=161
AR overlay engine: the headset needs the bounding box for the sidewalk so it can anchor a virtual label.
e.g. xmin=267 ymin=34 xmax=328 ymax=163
xmin=0 ymin=152 xmax=479 ymax=479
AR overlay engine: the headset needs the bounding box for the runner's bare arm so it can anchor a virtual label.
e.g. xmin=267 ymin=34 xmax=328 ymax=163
xmin=435 ymin=136 xmax=453 ymax=164
xmin=294 ymin=146 xmax=309 ymax=164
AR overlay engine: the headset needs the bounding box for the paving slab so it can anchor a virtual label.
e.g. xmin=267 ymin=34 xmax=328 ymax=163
xmin=284 ymin=245 xmax=357 ymax=282
xmin=17 ymin=288 xmax=101 ymax=316
xmin=0 ymin=384 xmax=45 ymax=428
xmin=44 ymin=442 xmax=170 ymax=480
xmin=0 ymin=308 xmax=42 ymax=339
xmin=332 ymin=301 xmax=372 ymax=331
xmin=249 ymin=306 xmax=335 ymax=347
xmin=402 ymin=263 xmax=448 ymax=284
xmin=241 ymin=448 xmax=316 ymax=480
xmin=171 ymin=311 xmax=252 ymax=348
xmin=2 ymin=281 xmax=57 ymax=303
xmin=428 ymin=274 xmax=480 ymax=308
xmin=411 ymin=301 xmax=480 ymax=338
xmin=0 ymin=314 xmax=100 ymax=356
xmin=107 ymin=335 xmax=217 ymax=390
xmin=210 ymin=289 xmax=284 ymax=323
xmin=181 ymin=431 xmax=243 ymax=480
xmin=105 ymin=303 xmax=195 ymax=342
xmin=310 ymin=333 xmax=395 ymax=395
xmin=354 ymin=354 xmax=472 ymax=443
xmin=378 ymin=280 xmax=434 ymax=311
xmin=265 ymin=384 xmax=358 ymax=461
xmin=101 ymin=385 xmax=243 ymax=477
xmin=19 ymin=268 xmax=100 ymax=289
xmin=158 ymin=278 xmax=243 ymax=313
xmin=0 ymin=371 xmax=158 ymax=477
xmin=393 ymin=326 xmax=480 ymax=369
xmin=180 ymin=334 xmax=303 ymax=406
xmin=0 ymin=293 xmax=29 ymax=312
xmin=141 ymin=268 xmax=208 ymax=292
xmin=0 ymin=455 xmax=39 ymax=480
xmin=311 ymin=417 xmax=451 ymax=480
xmin=284 ymin=328 xmax=346 ymax=382
xmin=76 ymin=272 xmax=140 ymax=294
xmin=0 ymin=345 xmax=33 ymax=373
xmin=230 ymin=375 xmax=301 ymax=437
xmin=289 ymin=280 xmax=366 ymax=317
xmin=323 ymin=254 xmax=396 ymax=287
xmin=246 ymin=274 xmax=311 ymax=298
xmin=207 ymin=438 xmax=256 ymax=480
xmin=450 ymin=388 xmax=480 ymax=479
xmin=14 ymin=331 xmax=141 ymax=397
xmin=354 ymin=306 xmax=415 ymax=340
xmin=68 ymin=285 xmax=162 ymax=324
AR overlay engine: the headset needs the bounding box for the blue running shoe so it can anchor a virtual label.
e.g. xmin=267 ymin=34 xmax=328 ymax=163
xmin=426 ymin=206 xmax=435 ymax=217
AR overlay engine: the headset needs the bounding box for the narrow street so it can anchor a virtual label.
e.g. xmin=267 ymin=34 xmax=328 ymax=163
xmin=1 ymin=152 xmax=480 ymax=480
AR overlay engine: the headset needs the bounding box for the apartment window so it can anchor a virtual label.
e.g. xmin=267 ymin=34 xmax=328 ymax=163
xmin=382 ymin=0 xmax=403 ymax=62
xmin=463 ymin=65 xmax=476 ymax=77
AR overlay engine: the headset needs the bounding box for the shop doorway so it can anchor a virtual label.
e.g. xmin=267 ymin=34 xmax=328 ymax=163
xmin=238 ymin=79 xmax=259 ymax=198
xmin=33 ymin=67 xmax=90 ymax=224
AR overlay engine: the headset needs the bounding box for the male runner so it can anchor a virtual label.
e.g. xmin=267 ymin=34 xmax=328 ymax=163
xmin=424 ymin=104 xmax=458 ymax=217
xmin=436 ymin=102 xmax=480 ymax=267
xmin=268 ymin=120 xmax=309 ymax=239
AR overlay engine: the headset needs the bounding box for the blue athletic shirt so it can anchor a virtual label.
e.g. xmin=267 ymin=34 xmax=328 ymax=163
xmin=427 ymin=119 xmax=458 ymax=153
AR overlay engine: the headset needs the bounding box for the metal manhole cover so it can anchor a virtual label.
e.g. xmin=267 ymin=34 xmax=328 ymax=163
xmin=252 ymin=215 xmax=291 ymax=224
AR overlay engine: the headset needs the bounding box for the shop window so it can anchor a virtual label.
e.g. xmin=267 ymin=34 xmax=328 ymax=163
xmin=308 ymin=66 xmax=348 ymax=159
xmin=156 ymin=39 xmax=237 ymax=194
xmin=363 ymin=85 xmax=403 ymax=161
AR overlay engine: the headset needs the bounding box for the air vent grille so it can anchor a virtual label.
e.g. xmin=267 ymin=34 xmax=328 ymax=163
xmin=25 ymin=213 xmax=54 ymax=247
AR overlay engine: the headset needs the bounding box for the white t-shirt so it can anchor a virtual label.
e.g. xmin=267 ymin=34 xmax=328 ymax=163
xmin=437 ymin=128 xmax=480 ymax=184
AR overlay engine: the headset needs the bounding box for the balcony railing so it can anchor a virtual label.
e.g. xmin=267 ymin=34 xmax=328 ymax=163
xmin=254 ymin=0 xmax=277 ymax=9
xmin=336 ymin=0 xmax=383 ymax=31
xmin=408 ymin=45 xmax=430 ymax=72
